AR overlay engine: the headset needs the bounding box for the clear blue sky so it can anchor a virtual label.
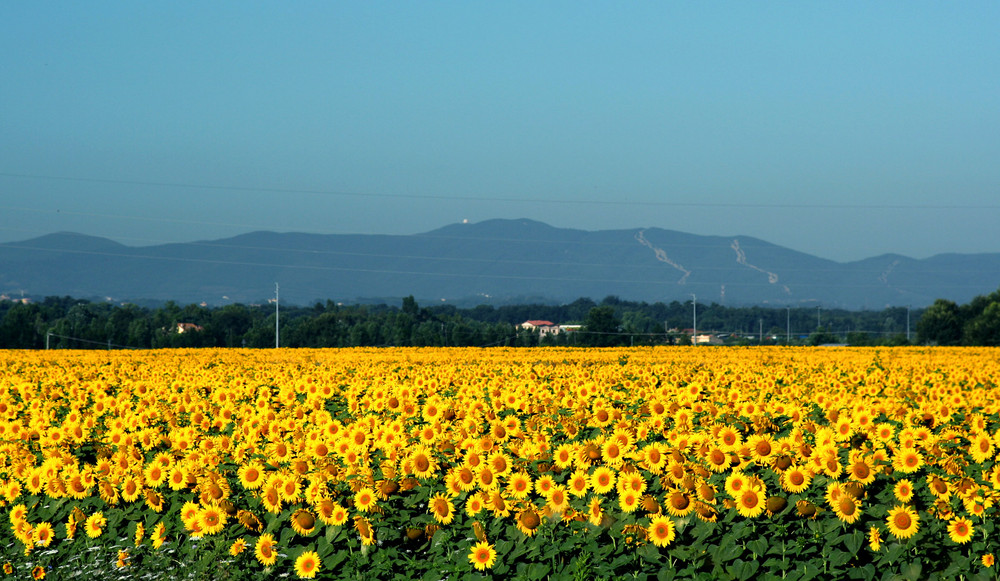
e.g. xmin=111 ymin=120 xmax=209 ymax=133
xmin=2 ymin=2 xmax=998 ymax=262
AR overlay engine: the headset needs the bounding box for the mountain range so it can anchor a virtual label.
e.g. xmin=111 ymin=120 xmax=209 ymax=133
xmin=2 ymin=219 xmax=998 ymax=309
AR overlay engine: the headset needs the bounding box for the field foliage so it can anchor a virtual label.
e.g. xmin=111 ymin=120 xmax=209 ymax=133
xmin=2 ymin=347 xmax=999 ymax=580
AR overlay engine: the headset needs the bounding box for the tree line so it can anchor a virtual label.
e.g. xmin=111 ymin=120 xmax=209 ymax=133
xmin=10 ymin=291 xmax=996 ymax=349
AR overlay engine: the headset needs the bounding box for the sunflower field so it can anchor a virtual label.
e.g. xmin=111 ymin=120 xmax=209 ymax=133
xmin=2 ymin=347 xmax=1000 ymax=580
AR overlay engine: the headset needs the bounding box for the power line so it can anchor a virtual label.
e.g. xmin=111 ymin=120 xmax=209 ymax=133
xmin=3 ymin=171 xmax=999 ymax=210
xmin=44 ymin=332 xmax=139 ymax=350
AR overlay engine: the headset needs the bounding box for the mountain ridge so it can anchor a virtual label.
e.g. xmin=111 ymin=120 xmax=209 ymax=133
xmin=2 ymin=219 xmax=998 ymax=309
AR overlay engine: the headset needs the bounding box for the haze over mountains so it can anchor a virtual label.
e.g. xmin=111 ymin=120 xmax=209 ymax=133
xmin=2 ymin=219 xmax=998 ymax=309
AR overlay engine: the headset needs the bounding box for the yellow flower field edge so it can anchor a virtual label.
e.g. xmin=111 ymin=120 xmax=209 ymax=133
xmin=2 ymin=347 xmax=1000 ymax=580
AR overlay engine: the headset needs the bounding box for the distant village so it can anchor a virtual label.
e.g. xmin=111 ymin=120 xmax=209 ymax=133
xmin=519 ymin=319 xmax=736 ymax=345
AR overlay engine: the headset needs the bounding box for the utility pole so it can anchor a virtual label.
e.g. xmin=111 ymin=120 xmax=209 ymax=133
xmin=786 ymin=307 xmax=791 ymax=345
xmin=275 ymin=283 xmax=280 ymax=348
xmin=691 ymin=294 xmax=697 ymax=345
xmin=906 ymin=305 xmax=911 ymax=342
xmin=759 ymin=318 xmax=763 ymax=345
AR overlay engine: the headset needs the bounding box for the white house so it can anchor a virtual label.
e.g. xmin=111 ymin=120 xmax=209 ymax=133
xmin=520 ymin=320 xmax=561 ymax=336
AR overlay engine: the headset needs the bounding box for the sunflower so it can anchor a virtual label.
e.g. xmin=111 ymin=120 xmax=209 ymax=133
xmin=199 ymin=506 xmax=227 ymax=535
xmin=847 ymin=459 xmax=876 ymax=486
xmin=315 ymin=500 xmax=346 ymax=526
xmin=99 ymin=481 xmax=120 ymax=505
xmin=567 ymin=471 xmax=590 ymax=497
xmin=31 ymin=565 xmax=45 ymax=579
xmin=85 ymin=511 xmax=106 ymax=538
xmin=893 ymin=448 xmax=924 ymax=474
xmin=868 ymin=526 xmax=882 ymax=551
xmin=476 ymin=466 xmax=498 ymax=490
xmin=641 ymin=444 xmax=667 ymax=473
xmin=525 ymin=472 xmax=550 ymax=497
xmin=376 ymin=479 xmax=399 ymax=501
xmin=465 ymin=492 xmax=486 ymax=517
xmin=704 ymin=447 xmax=732 ymax=473
xmin=617 ymin=471 xmax=647 ymax=496
xmin=648 ymin=515 xmax=676 ymax=547
xmin=229 ymin=538 xmax=247 ymax=557
xmin=601 ymin=440 xmax=627 ymax=468
xmin=354 ymin=487 xmax=378 ymax=513
xmin=145 ymin=489 xmax=165 ymax=513
xmin=820 ymin=454 xmax=843 ymax=479
xmin=665 ymin=490 xmax=695 ymax=517
xmin=590 ymin=467 xmax=616 ymax=495
xmin=237 ymin=509 xmax=264 ymax=533
xmin=970 ymin=433 xmax=994 ymax=464
xmin=294 ymin=550 xmax=321 ymax=579
xmin=825 ymin=482 xmax=847 ymax=508
xmin=151 ymin=522 xmax=166 ymax=549
xmin=408 ymin=446 xmax=439 ymax=480
xmin=587 ymin=496 xmax=605 ymax=526
xmin=515 ymin=508 xmax=541 ymax=537
xmin=780 ymin=466 xmax=811 ymax=494
xmin=144 ymin=463 xmax=167 ymax=488
xmin=429 ymin=493 xmax=455 ymax=525
xmin=254 ymin=533 xmax=278 ymax=566
xmin=25 ymin=468 xmax=45 ymax=495
xmin=735 ymin=487 xmax=766 ymax=518
xmin=134 ymin=521 xmax=145 ymax=547
xmin=893 ymin=479 xmax=915 ymax=504
xmin=468 ymin=541 xmax=497 ymax=571
xmin=261 ymin=485 xmax=283 ymax=514
xmin=168 ymin=467 xmax=189 ymax=491
xmin=717 ymin=425 xmax=743 ymax=452
xmin=553 ymin=443 xmax=577 ymax=469
xmin=748 ymin=434 xmax=775 ymax=464
xmin=886 ymin=505 xmax=920 ymax=540
xmin=983 ymin=554 xmax=995 ymax=567
xmin=455 ymin=466 xmax=477 ymax=492
xmin=238 ymin=463 xmax=266 ymax=490
xmin=487 ymin=491 xmax=511 ymax=518
xmin=279 ymin=476 xmax=302 ymax=504
xmin=33 ymin=522 xmax=54 ymax=547
xmin=619 ymin=490 xmax=641 ymax=513
xmin=10 ymin=503 xmax=28 ymax=523
xmin=948 ymin=517 xmax=974 ymax=544
xmin=724 ymin=471 xmax=750 ymax=498
xmin=833 ymin=495 xmax=862 ymax=524
xmin=291 ymin=509 xmax=317 ymax=536
xmin=507 ymin=472 xmax=533 ymax=499
xmin=547 ymin=485 xmax=571 ymax=514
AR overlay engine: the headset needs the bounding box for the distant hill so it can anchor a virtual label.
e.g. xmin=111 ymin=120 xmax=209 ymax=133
xmin=2 ymin=219 xmax=998 ymax=309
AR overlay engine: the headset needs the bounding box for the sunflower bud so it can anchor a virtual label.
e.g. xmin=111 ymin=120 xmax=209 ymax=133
xmin=766 ymin=496 xmax=788 ymax=514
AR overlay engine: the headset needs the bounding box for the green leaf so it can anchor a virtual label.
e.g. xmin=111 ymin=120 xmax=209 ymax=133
xmin=900 ymin=560 xmax=922 ymax=581
xmin=827 ymin=549 xmax=852 ymax=568
xmin=714 ymin=541 xmax=744 ymax=563
xmin=731 ymin=558 xmax=760 ymax=580
xmin=800 ymin=561 xmax=822 ymax=580
xmin=325 ymin=548 xmax=348 ymax=570
xmin=637 ymin=542 xmax=662 ymax=563
xmin=746 ymin=537 xmax=768 ymax=557
xmin=842 ymin=530 xmax=864 ymax=555
xmin=526 ymin=563 xmax=550 ymax=580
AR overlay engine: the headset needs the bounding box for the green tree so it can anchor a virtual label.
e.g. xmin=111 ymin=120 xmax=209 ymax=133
xmin=964 ymin=302 xmax=1000 ymax=346
xmin=916 ymin=299 xmax=962 ymax=346
xmin=583 ymin=306 xmax=621 ymax=347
